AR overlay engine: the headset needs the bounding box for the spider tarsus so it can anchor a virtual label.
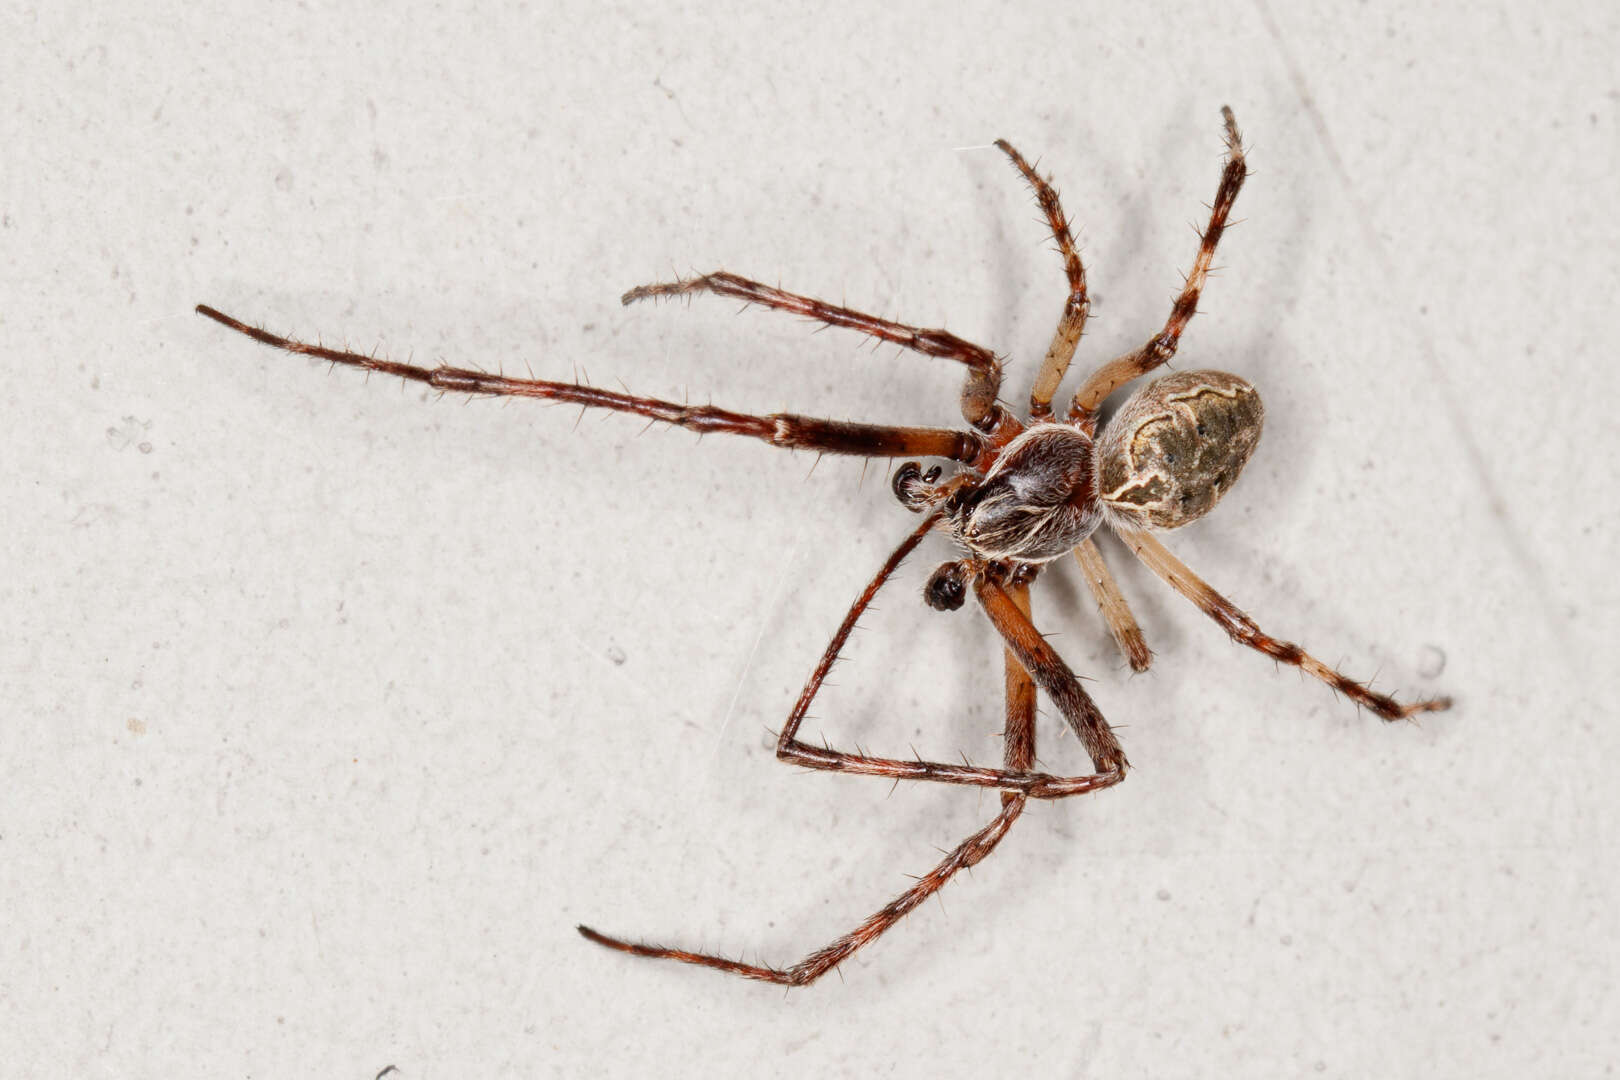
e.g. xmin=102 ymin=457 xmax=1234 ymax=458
xmin=577 ymin=924 xmax=629 ymax=951
xmin=1391 ymin=695 xmax=1452 ymax=721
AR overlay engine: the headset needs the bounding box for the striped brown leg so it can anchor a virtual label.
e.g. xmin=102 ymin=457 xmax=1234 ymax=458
xmin=576 ymin=579 xmax=1044 ymax=986
xmin=621 ymin=272 xmax=1006 ymax=431
xmin=1073 ymin=538 xmax=1152 ymax=672
xmin=194 ymin=305 xmax=980 ymax=462
xmin=1120 ymin=528 xmax=1452 ymax=720
xmin=1069 ymin=107 xmax=1248 ymax=432
xmin=994 ymin=140 xmax=1089 ymax=420
xmin=999 ymin=578 xmax=1037 ymax=803
xmin=976 ymin=575 xmax=1130 ymax=776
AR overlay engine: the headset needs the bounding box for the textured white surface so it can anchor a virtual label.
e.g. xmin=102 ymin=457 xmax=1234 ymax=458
xmin=4 ymin=2 xmax=1617 ymax=1076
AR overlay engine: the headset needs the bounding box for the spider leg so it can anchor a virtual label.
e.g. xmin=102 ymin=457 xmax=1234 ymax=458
xmin=575 ymin=579 xmax=1041 ymax=987
xmin=993 ymin=140 xmax=1089 ymax=420
xmin=1073 ymin=538 xmax=1152 ymax=672
xmin=195 ymin=305 xmax=980 ymax=462
xmin=577 ymin=797 xmax=1026 ymax=986
xmin=999 ymin=577 xmax=1038 ymax=798
xmin=975 ymin=575 xmax=1130 ymax=776
xmin=1068 ymin=107 xmax=1248 ymax=430
xmin=771 ymin=514 xmax=1126 ymax=797
xmin=1119 ymin=528 xmax=1452 ymax=720
xmin=621 ymin=271 xmax=1006 ymax=431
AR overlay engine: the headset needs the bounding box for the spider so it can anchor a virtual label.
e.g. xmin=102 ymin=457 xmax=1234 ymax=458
xmin=196 ymin=106 xmax=1450 ymax=988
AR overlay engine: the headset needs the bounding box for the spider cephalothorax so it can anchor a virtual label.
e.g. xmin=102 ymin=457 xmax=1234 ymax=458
xmin=197 ymin=106 xmax=1449 ymax=989
xmin=945 ymin=422 xmax=1102 ymax=563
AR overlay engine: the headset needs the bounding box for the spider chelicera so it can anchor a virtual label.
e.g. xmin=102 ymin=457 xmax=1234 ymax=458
xmin=197 ymin=106 xmax=1451 ymax=987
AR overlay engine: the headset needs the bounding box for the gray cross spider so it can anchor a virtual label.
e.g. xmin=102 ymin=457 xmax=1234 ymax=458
xmin=197 ymin=106 xmax=1451 ymax=987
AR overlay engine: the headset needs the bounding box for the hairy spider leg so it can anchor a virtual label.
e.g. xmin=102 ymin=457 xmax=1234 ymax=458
xmin=1069 ymin=107 xmax=1249 ymax=430
xmin=1073 ymin=537 xmax=1153 ymax=672
xmin=577 ymin=787 xmax=1029 ymax=986
xmin=576 ymin=574 xmax=1101 ymax=986
xmin=1000 ymin=578 xmax=1037 ymax=804
xmin=993 ymin=140 xmax=1089 ymax=420
xmin=990 ymin=140 xmax=1154 ymax=670
xmin=1121 ymin=529 xmax=1452 ymax=720
xmin=193 ymin=305 xmax=980 ymax=462
xmin=621 ymin=271 xmax=1007 ymax=432
xmin=975 ymin=576 xmax=1130 ymax=775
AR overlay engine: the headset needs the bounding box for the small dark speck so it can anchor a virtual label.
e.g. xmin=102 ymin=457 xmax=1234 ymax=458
xmin=376 ymin=1067 xmax=399 ymax=1080
xmin=1314 ymin=1063 xmax=1327 ymax=1073
xmin=1155 ymin=888 xmax=1171 ymax=901
xmin=607 ymin=644 xmax=627 ymax=666
xmin=1418 ymin=305 xmax=1429 ymax=315
xmin=582 ymin=323 xmax=597 ymax=332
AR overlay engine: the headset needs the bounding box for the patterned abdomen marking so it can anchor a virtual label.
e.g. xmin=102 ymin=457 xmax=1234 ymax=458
xmin=1097 ymin=370 xmax=1264 ymax=530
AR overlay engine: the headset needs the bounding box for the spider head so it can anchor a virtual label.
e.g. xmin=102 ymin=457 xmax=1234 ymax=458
xmin=949 ymin=423 xmax=1103 ymax=563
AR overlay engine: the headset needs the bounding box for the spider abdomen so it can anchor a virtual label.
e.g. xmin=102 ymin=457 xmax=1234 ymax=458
xmin=1096 ymin=370 xmax=1264 ymax=530
xmin=953 ymin=424 xmax=1103 ymax=562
